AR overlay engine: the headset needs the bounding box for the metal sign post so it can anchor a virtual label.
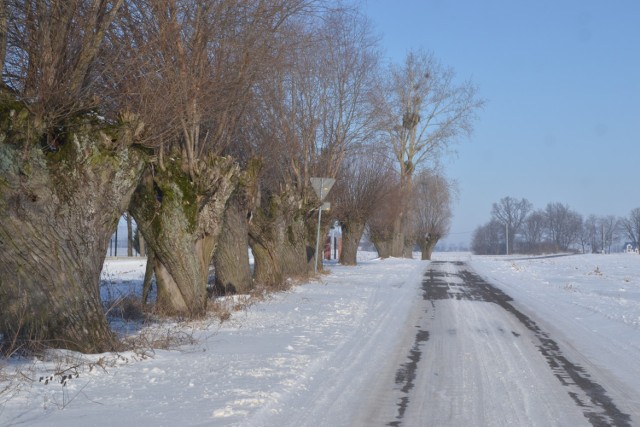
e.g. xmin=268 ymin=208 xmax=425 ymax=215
xmin=310 ymin=177 xmax=335 ymax=274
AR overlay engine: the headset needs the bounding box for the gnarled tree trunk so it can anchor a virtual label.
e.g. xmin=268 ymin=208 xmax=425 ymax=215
xmin=212 ymin=194 xmax=252 ymax=294
xmin=0 ymin=109 xmax=146 ymax=353
xmin=281 ymin=212 xmax=311 ymax=279
xmin=212 ymin=161 xmax=261 ymax=295
xmin=249 ymin=185 xmax=312 ymax=287
xmin=249 ymin=193 xmax=286 ymax=288
xmin=372 ymin=238 xmax=393 ymax=259
xmin=250 ymin=237 xmax=284 ymax=287
xmin=130 ymin=154 xmax=237 ymax=317
xmin=418 ymin=234 xmax=439 ymax=260
xmin=339 ymin=220 xmax=365 ymax=266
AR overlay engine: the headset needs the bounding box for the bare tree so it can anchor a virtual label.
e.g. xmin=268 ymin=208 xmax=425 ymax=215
xmin=331 ymin=152 xmax=394 ymax=265
xmin=582 ymin=214 xmax=600 ymax=253
xmin=580 ymin=214 xmax=619 ymax=254
xmin=372 ymin=50 xmax=483 ymax=257
xmin=367 ymin=180 xmax=403 ymax=258
xmin=619 ymin=208 xmax=640 ymax=252
xmin=522 ymin=210 xmax=546 ymax=253
xmin=410 ymin=169 xmax=455 ymax=260
xmin=599 ymin=215 xmax=620 ymax=254
xmin=491 ymin=196 xmax=532 ymax=254
xmin=471 ymin=220 xmax=504 ymax=255
xmin=0 ymin=0 xmax=145 ymax=353
xmin=544 ymin=202 xmax=582 ymax=252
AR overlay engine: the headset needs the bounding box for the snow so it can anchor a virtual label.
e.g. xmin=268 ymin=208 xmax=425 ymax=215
xmin=470 ymin=252 xmax=640 ymax=422
xmin=1 ymin=252 xmax=639 ymax=426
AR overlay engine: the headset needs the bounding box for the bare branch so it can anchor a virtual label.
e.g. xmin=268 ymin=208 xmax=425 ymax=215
xmin=4 ymin=0 xmax=125 ymax=128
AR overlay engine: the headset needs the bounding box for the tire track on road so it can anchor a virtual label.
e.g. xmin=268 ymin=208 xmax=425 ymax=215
xmin=388 ymin=261 xmax=632 ymax=427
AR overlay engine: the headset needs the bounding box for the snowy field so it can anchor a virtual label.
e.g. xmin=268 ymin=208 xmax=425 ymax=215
xmin=1 ymin=252 xmax=639 ymax=426
xmin=470 ymin=252 xmax=640 ymax=422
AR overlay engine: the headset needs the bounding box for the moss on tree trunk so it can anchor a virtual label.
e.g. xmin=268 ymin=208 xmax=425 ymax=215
xmin=249 ymin=184 xmax=313 ymax=287
xmin=130 ymin=154 xmax=237 ymax=317
xmin=0 ymin=108 xmax=146 ymax=353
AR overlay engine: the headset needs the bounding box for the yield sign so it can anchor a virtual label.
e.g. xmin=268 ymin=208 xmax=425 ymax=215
xmin=310 ymin=177 xmax=335 ymax=201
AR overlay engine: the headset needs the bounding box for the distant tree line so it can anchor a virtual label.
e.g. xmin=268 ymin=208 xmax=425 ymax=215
xmin=471 ymin=197 xmax=640 ymax=255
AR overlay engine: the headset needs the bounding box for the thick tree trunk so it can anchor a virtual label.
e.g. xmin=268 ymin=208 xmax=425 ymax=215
xmin=281 ymin=213 xmax=310 ymax=279
xmin=339 ymin=220 xmax=365 ymax=266
xmin=138 ymin=233 xmax=146 ymax=256
xmin=379 ymin=214 xmax=414 ymax=259
xmin=420 ymin=242 xmax=436 ymax=260
xmin=249 ymin=185 xmax=311 ymax=287
xmin=0 ymin=109 xmax=146 ymax=353
xmin=418 ymin=235 xmax=439 ymax=260
xmin=130 ymin=155 xmax=237 ymax=317
xmin=249 ymin=196 xmax=285 ymax=288
xmin=389 ymin=214 xmax=405 ymax=258
xmin=390 ymin=177 xmax=415 ymax=259
xmin=213 ymin=195 xmax=252 ymax=294
xmin=250 ymin=238 xmax=284 ymax=287
xmin=372 ymin=238 xmax=393 ymax=259
xmin=403 ymin=237 xmax=415 ymax=259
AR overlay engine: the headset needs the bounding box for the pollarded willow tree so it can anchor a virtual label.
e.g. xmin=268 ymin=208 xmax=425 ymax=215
xmin=410 ymin=169 xmax=456 ymax=260
xmin=0 ymin=0 xmax=146 ymax=353
xmin=366 ymin=178 xmax=402 ymax=259
xmin=117 ymin=0 xmax=310 ymax=315
xmin=372 ymin=50 xmax=483 ymax=258
xmin=331 ymin=152 xmax=395 ymax=265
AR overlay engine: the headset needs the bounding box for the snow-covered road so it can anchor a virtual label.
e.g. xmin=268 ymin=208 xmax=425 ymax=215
xmin=363 ymin=259 xmax=634 ymax=427
xmin=2 ymin=253 xmax=639 ymax=426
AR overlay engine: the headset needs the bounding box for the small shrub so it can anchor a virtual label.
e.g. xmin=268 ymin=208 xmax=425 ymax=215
xmin=588 ymin=266 xmax=603 ymax=276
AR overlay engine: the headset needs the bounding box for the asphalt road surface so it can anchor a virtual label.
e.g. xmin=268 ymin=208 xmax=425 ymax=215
xmin=355 ymin=260 xmax=635 ymax=427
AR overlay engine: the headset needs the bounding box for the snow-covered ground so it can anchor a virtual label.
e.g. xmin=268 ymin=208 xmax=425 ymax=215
xmin=471 ymin=252 xmax=640 ymax=423
xmin=0 ymin=252 xmax=639 ymax=426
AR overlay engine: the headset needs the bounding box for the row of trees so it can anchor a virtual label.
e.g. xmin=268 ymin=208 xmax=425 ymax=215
xmin=0 ymin=0 xmax=481 ymax=353
xmin=472 ymin=197 xmax=640 ymax=255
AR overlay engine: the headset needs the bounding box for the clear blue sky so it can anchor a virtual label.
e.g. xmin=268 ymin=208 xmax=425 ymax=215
xmin=364 ymin=0 xmax=640 ymax=247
